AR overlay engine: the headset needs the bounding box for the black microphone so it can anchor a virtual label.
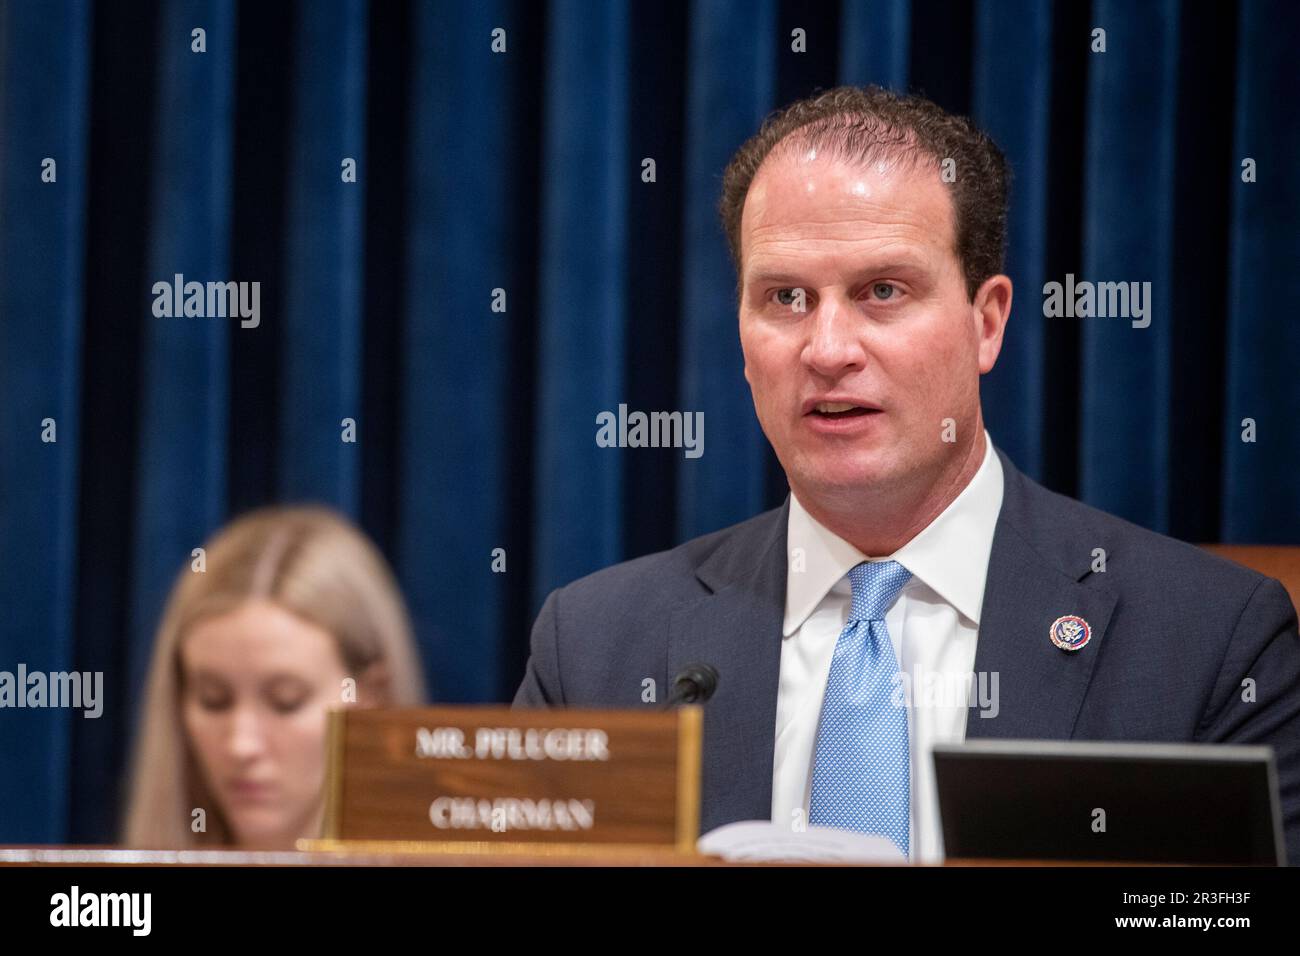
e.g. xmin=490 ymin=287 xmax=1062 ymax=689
xmin=663 ymin=663 xmax=720 ymax=708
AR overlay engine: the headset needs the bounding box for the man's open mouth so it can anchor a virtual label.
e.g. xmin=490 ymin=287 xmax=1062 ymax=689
xmin=809 ymin=401 xmax=880 ymax=420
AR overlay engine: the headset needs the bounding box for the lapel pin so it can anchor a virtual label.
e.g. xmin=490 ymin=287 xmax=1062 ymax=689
xmin=1049 ymin=615 xmax=1091 ymax=652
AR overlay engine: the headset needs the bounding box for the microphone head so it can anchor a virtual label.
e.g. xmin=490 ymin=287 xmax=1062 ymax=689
xmin=671 ymin=663 xmax=720 ymax=704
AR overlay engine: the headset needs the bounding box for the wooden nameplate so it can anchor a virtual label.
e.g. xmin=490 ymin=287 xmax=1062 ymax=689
xmin=301 ymin=705 xmax=702 ymax=855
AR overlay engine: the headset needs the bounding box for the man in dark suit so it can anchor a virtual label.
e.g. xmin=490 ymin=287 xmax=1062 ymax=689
xmin=512 ymin=86 xmax=1300 ymax=863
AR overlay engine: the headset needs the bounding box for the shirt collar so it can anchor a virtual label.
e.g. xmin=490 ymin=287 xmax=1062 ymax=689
xmin=782 ymin=429 xmax=1005 ymax=636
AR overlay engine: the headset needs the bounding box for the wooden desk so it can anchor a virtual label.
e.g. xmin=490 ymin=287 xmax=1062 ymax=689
xmin=0 ymin=846 xmax=1128 ymax=866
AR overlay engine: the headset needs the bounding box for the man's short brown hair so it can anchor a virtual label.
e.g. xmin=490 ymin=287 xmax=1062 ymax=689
xmin=718 ymin=85 xmax=1009 ymax=301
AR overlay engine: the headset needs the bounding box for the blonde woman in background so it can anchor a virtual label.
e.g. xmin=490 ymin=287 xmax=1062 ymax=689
xmin=123 ymin=506 xmax=426 ymax=849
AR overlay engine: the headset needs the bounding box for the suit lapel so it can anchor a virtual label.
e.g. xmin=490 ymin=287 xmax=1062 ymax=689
xmin=668 ymin=502 xmax=789 ymax=833
xmin=965 ymin=449 xmax=1117 ymax=741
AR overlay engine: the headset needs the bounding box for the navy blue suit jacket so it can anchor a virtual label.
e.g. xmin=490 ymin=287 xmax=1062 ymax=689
xmin=513 ymin=446 xmax=1300 ymax=862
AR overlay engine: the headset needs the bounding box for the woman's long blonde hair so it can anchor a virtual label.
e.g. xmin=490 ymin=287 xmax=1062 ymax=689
xmin=122 ymin=505 xmax=426 ymax=847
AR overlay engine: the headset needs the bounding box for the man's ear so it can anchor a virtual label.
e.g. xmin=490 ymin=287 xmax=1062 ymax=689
xmin=739 ymin=303 xmax=754 ymax=388
xmin=972 ymin=274 xmax=1013 ymax=374
xmin=355 ymin=661 xmax=392 ymax=708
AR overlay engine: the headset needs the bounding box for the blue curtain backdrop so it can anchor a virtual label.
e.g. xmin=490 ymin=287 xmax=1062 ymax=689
xmin=0 ymin=0 xmax=1296 ymax=843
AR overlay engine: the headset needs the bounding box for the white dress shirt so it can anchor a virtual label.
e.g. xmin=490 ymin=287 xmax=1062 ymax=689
xmin=771 ymin=430 xmax=1005 ymax=863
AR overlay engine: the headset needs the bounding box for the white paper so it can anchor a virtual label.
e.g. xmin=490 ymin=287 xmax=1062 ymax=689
xmin=697 ymin=820 xmax=907 ymax=863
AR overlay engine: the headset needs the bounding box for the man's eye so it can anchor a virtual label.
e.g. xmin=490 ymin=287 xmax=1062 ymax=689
xmin=774 ymin=288 xmax=803 ymax=307
xmin=871 ymin=282 xmax=896 ymax=300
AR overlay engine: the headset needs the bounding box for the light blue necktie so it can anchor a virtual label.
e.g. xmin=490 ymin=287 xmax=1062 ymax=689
xmin=808 ymin=559 xmax=913 ymax=857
